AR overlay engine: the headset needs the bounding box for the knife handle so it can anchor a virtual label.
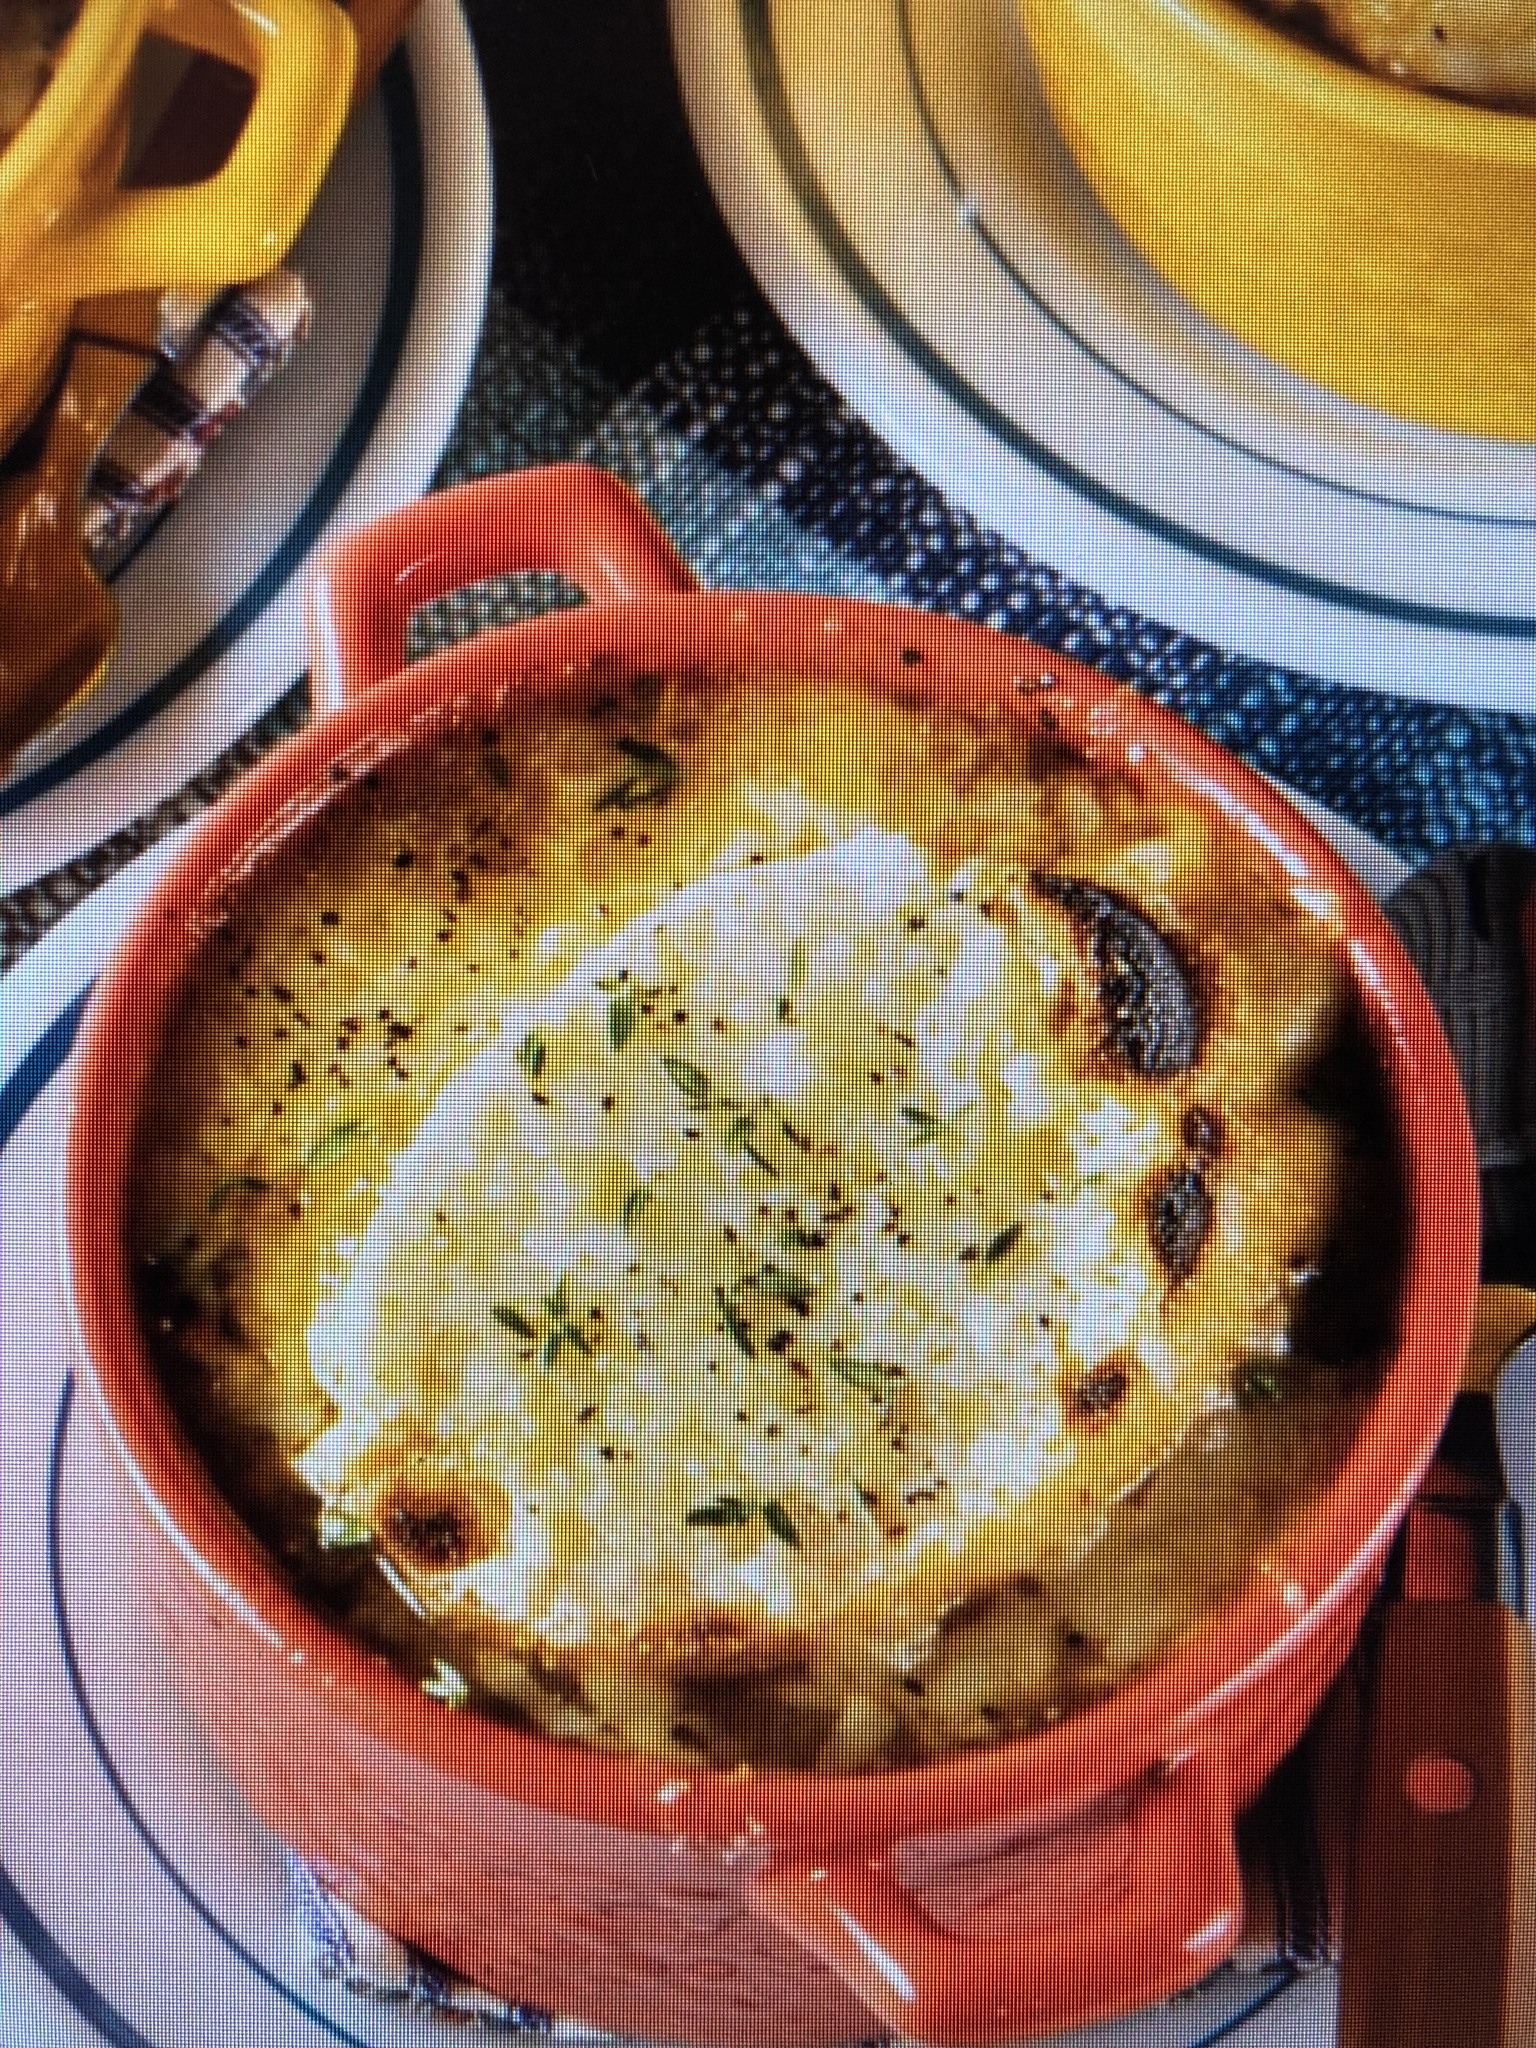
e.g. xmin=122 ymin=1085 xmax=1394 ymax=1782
xmin=1340 ymin=1599 xmax=1536 ymax=2048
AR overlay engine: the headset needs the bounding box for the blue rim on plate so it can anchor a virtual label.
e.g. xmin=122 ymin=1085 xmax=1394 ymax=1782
xmin=733 ymin=0 xmax=1536 ymax=641
xmin=0 ymin=990 xmax=1299 ymax=2048
xmin=0 ymin=51 xmax=425 ymax=823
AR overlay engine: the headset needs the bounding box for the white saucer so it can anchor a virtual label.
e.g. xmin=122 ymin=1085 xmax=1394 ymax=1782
xmin=669 ymin=0 xmax=1536 ymax=710
xmin=0 ymin=0 xmax=492 ymax=893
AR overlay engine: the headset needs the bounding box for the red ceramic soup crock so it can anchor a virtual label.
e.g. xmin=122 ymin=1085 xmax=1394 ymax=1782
xmin=63 ymin=463 xmax=1480 ymax=2047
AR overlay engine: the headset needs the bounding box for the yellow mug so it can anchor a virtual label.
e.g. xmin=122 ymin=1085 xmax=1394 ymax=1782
xmin=1018 ymin=0 xmax=1536 ymax=441
xmin=0 ymin=0 xmax=355 ymax=457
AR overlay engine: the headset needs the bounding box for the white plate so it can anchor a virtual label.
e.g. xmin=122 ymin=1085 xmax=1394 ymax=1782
xmin=669 ymin=0 xmax=1536 ymax=710
xmin=0 ymin=796 xmax=1411 ymax=2048
xmin=0 ymin=0 xmax=492 ymax=893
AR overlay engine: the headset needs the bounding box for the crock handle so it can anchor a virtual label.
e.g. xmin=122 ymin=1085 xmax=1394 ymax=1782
xmin=42 ymin=0 xmax=354 ymax=300
xmin=748 ymin=1753 xmax=1243 ymax=2045
xmin=308 ymin=465 xmax=698 ymax=707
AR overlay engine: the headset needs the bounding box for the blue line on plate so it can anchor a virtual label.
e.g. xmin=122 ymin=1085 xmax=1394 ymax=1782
xmin=892 ymin=0 xmax=1534 ymax=532
xmin=0 ymin=1864 xmax=165 ymax=2048
xmin=0 ymin=45 xmax=428 ymax=819
xmin=0 ymin=988 xmax=89 ymax=1148
xmin=736 ymin=0 xmax=1536 ymax=637
xmin=1199 ymin=1966 xmax=1303 ymax=2042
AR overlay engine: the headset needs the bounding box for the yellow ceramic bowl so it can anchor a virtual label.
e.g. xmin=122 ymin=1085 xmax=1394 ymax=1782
xmin=1019 ymin=0 xmax=1536 ymax=440
xmin=0 ymin=0 xmax=355 ymax=456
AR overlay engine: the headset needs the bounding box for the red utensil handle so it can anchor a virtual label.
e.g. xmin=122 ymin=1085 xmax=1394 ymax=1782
xmin=308 ymin=465 xmax=697 ymax=706
xmin=748 ymin=1753 xmax=1243 ymax=2045
xmin=1340 ymin=1599 xmax=1536 ymax=2048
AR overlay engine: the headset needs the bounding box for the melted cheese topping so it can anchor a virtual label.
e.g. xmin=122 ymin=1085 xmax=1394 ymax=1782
xmin=129 ymin=665 xmax=1392 ymax=1768
xmin=303 ymin=829 xmax=1229 ymax=1666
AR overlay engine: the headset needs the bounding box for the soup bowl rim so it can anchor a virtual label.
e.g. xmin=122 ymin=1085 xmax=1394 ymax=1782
xmin=60 ymin=562 xmax=1480 ymax=1854
xmin=1102 ymin=0 xmax=1536 ymax=154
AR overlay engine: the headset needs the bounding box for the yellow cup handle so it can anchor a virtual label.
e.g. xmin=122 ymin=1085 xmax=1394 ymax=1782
xmin=42 ymin=0 xmax=356 ymax=300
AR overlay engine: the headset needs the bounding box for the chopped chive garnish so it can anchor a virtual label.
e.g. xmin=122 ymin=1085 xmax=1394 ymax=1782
xmin=594 ymin=737 xmax=679 ymax=812
xmin=714 ymin=1283 xmax=756 ymax=1358
xmin=1239 ymin=1365 xmax=1286 ymax=1404
xmin=492 ymin=1304 xmax=538 ymax=1339
xmin=421 ymin=1659 xmax=470 ymax=1707
xmin=318 ymin=1507 xmax=372 ymax=1550
xmin=661 ymin=1055 xmax=711 ymax=1105
xmin=594 ymin=777 xmax=641 ymax=812
xmin=616 ymin=737 xmax=677 ymax=770
xmin=899 ymin=1105 xmax=942 ymax=1141
xmin=984 ymin=1222 xmax=1023 ymax=1265
xmin=516 ymin=1031 xmax=546 ymax=1081
xmin=779 ymin=1223 xmax=823 ymax=1251
xmin=775 ymin=941 xmax=807 ymax=1023
xmin=621 ymin=1185 xmax=652 ymax=1230
xmin=208 ymin=1173 xmax=266 ymax=1212
xmin=753 ymin=1263 xmax=811 ymax=1296
xmin=684 ymin=1495 xmax=799 ymax=1545
xmin=686 ymin=1494 xmax=753 ymax=1529
xmin=829 ymin=1356 xmax=892 ymax=1398
xmin=743 ymin=1265 xmax=812 ymax=1313
xmin=541 ymin=1279 xmax=592 ymax=1356
xmin=722 ymin=1110 xmax=776 ymax=1174
xmin=608 ymin=991 xmax=636 ymax=1050
xmin=900 ymin=1102 xmax=971 ymax=1144
xmin=762 ymin=1500 xmax=801 ymax=1549
xmin=305 ymin=1120 xmax=369 ymax=1170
